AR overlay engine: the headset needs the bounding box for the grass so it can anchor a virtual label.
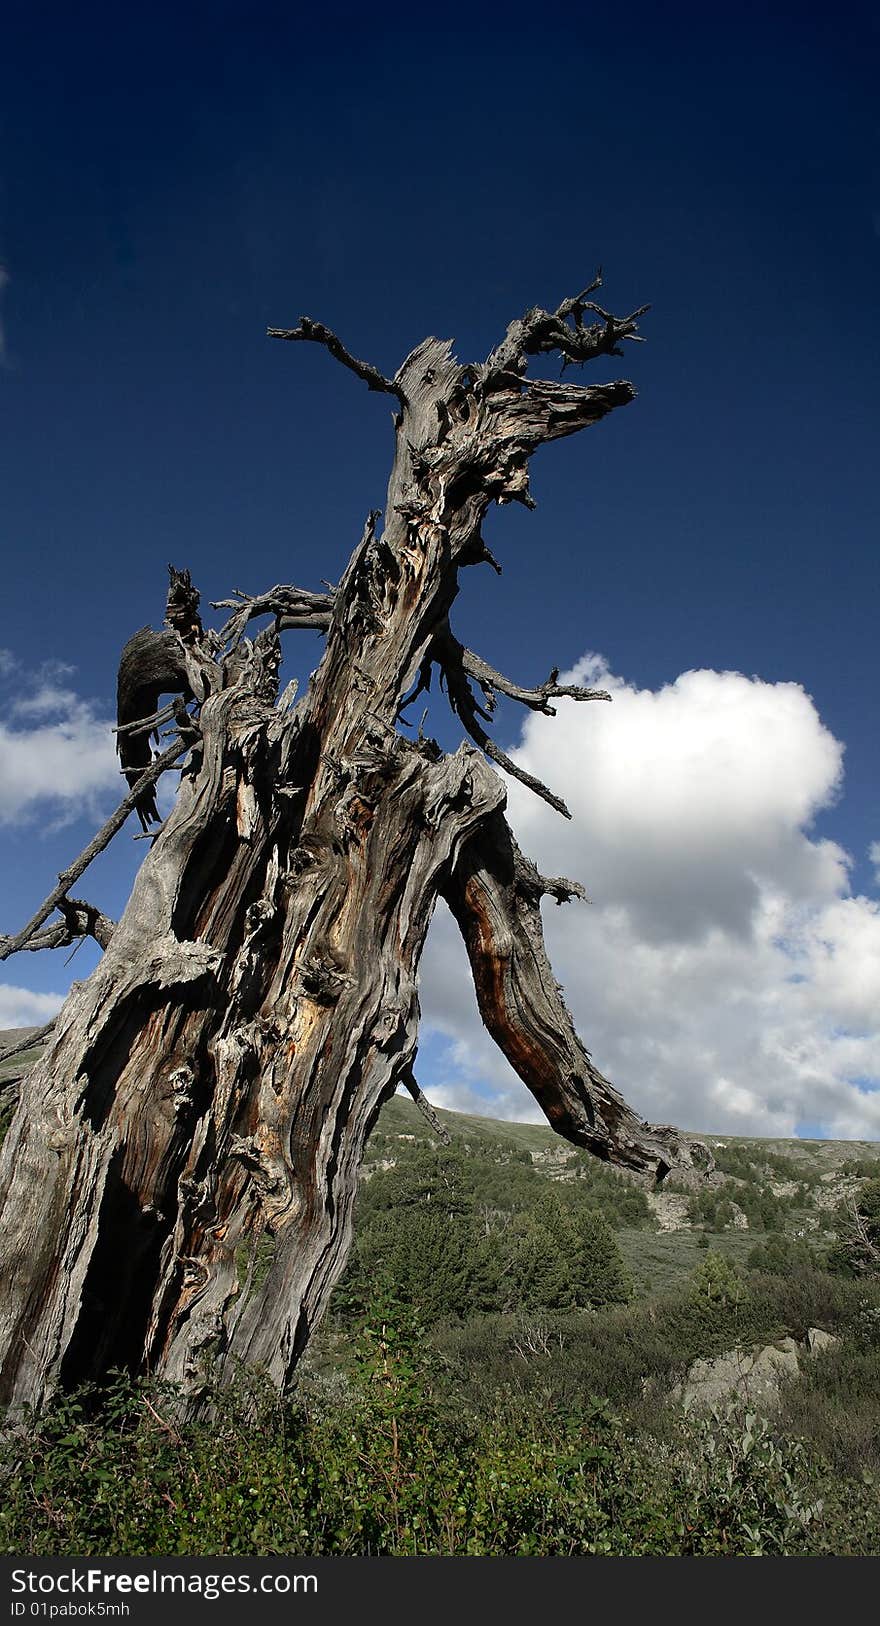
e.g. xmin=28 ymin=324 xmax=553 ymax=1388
xmin=617 ymin=1228 xmax=757 ymax=1297
xmin=366 ymin=1092 xmax=571 ymax=1159
xmin=0 ymin=1027 xmax=47 ymax=1082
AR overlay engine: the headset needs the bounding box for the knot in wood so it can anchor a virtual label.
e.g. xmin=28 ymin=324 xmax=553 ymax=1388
xmin=169 ymin=1065 xmax=195 ymax=1113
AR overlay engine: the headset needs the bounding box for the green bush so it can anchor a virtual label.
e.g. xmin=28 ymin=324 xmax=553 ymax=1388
xmin=5 ymin=1353 xmax=878 ymax=1557
xmin=747 ymin=1232 xmax=814 ymax=1275
xmin=689 ymin=1250 xmax=751 ymax=1312
xmin=501 ymin=1195 xmax=631 ymax=1313
xmin=335 ymin=1154 xmax=633 ymax=1326
xmin=775 ymin=1307 xmax=880 ymax=1480
xmin=840 ymin=1157 xmax=880 ymax=1179
xmin=687 ymin=1182 xmax=792 ymax=1234
xmin=432 ymin=1265 xmax=880 ymax=1424
xmin=826 ymin=1178 xmax=880 ymax=1279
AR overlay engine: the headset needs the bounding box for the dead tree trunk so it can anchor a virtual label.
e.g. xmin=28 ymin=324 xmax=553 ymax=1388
xmin=0 ymin=281 xmax=707 ymax=1415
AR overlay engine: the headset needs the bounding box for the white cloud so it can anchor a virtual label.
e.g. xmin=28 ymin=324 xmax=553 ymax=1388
xmin=426 ymin=1076 xmax=545 ymax=1124
xmin=508 ymin=658 xmax=848 ymax=942
xmin=3 ymin=648 xmax=875 ymax=1142
xmin=0 ymin=983 xmax=65 ymax=1030
xmin=0 ymin=658 xmax=118 ymax=827
xmin=870 ymin=841 xmax=880 ymax=889
xmin=418 ymin=656 xmax=880 ymax=1140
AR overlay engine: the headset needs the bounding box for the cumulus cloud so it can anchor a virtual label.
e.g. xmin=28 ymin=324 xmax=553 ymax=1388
xmin=3 ymin=647 xmax=875 ymax=1141
xmin=0 ymin=982 xmax=65 ymax=1030
xmin=418 ymin=655 xmax=880 ymax=1140
xmin=0 ymin=653 xmax=118 ymax=827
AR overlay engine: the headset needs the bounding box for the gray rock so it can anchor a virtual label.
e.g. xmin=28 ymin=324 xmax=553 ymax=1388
xmin=806 ymin=1326 xmax=838 ymax=1354
xmin=675 ymin=1329 xmax=837 ymax=1413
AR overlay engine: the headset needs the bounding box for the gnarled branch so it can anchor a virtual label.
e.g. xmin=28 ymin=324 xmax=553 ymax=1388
xmin=459 ymin=647 xmax=610 ymax=718
xmin=165 ymin=566 xmax=204 ymax=644
xmin=212 ymin=584 xmax=335 ymax=646
xmin=486 ymin=273 xmax=648 ymax=380
xmin=512 ymin=849 xmax=588 ymax=907
xmin=484 ymin=376 xmax=638 ymax=455
xmin=114 ymin=701 xmax=180 ymax=740
xmin=267 ymin=316 xmax=405 ymax=403
xmin=836 ymin=1191 xmax=880 ymax=1275
xmin=401 ymin=621 xmax=591 ymax=819
xmin=116 ymin=628 xmax=192 ymax=827
xmin=0 ymin=898 xmax=115 ymax=958
xmin=402 ymin=1068 xmax=451 ymax=1145
xmin=0 ymin=1022 xmax=56 ymax=1070
xmin=443 ymin=808 xmax=682 ymax=1178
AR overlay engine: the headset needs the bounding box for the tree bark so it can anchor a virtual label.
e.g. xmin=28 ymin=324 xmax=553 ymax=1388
xmin=0 ymin=282 xmax=708 ymax=1416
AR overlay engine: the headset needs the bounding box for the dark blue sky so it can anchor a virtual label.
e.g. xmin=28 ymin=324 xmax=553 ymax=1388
xmin=2 ymin=1 xmax=877 ymax=1000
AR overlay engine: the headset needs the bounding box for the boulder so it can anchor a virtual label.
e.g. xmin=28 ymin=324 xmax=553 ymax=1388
xmin=675 ymin=1328 xmax=839 ymax=1413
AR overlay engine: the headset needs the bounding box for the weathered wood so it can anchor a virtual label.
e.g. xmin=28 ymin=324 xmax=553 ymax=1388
xmin=116 ymin=629 xmax=193 ymax=827
xmin=0 ymin=285 xmax=708 ymax=1417
xmin=402 ymin=1070 xmax=452 ymax=1145
xmin=0 ymin=900 xmax=116 ymax=961
xmin=443 ymin=812 xmax=677 ymax=1173
xmin=267 ymin=317 xmax=405 ymax=400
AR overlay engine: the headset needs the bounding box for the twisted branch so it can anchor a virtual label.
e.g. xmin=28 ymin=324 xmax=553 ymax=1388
xmin=400 ymin=621 xmax=607 ymax=819
xmin=487 ymin=272 xmax=649 ymax=380
xmin=459 ymin=646 xmax=610 ymax=718
xmin=443 ymin=810 xmax=675 ymax=1175
xmin=267 ymin=317 xmax=405 ymax=403
xmin=0 ymin=899 xmax=115 ymax=958
xmin=212 ymin=585 xmax=334 ymax=647
xmin=402 ymin=1068 xmax=451 ymax=1145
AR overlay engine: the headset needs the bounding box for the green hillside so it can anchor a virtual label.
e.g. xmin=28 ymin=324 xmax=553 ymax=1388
xmin=5 ymin=1032 xmax=878 ymax=1281
xmin=369 ymin=1089 xmax=880 ymax=1173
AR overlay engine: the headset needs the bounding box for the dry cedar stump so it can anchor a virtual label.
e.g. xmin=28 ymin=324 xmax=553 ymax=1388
xmin=0 ymin=282 xmax=710 ymax=1415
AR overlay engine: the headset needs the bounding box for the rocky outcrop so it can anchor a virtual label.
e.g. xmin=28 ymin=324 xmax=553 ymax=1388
xmin=674 ymin=1328 xmax=839 ymax=1413
xmin=646 ymin=1191 xmax=693 ymax=1232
